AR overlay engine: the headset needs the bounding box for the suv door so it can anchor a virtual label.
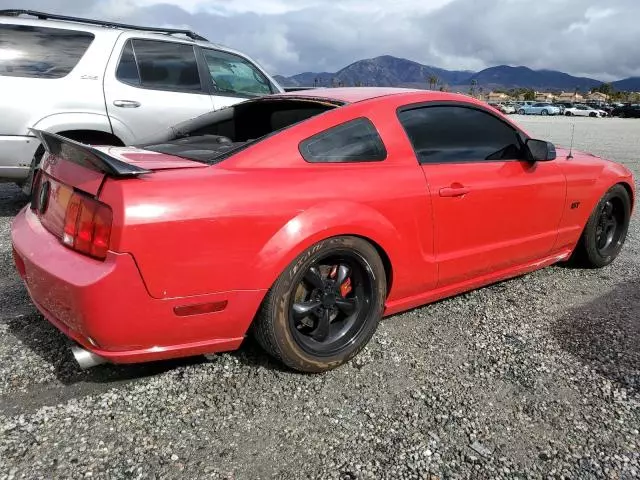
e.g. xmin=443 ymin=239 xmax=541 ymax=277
xmin=103 ymin=38 xmax=216 ymax=143
xmin=198 ymin=47 xmax=276 ymax=110
xmin=397 ymin=103 xmax=567 ymax=288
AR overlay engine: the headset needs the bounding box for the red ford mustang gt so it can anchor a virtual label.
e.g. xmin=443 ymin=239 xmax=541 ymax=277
xmin=11 ymin=88 xmax=635 ymax=373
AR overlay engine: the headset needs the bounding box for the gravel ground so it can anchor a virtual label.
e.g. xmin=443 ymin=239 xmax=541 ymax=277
xmin=1 ymin=116 xmax=639 ymax=480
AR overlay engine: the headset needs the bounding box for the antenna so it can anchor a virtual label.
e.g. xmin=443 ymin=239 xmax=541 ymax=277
xmin=567 ymin=123 xmax=575 ymax=159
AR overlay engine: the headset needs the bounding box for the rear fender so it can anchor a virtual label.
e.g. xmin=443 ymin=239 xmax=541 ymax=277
xmin=255 ymin=201 xmax=402 ymax=293
xmin=30 ymin=113 xmax=124 ymax=140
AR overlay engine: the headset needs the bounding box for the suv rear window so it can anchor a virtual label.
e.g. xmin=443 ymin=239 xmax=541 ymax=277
xmin=0 ymin=24 xmax=94 ymax=78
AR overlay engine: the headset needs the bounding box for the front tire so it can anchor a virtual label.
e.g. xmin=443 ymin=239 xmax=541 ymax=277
xmin=253 ymin=236 xmax=386 ymax=373
xmin=541 ymin=109 xmax=548 ymax=115
xmin=518 ymin=109 xmax=526 ymax=115
xmin=571 ymin=185 xmax=631 ymax=268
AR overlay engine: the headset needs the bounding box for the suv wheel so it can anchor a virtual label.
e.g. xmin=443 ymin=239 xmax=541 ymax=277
xmin=20 ymin=145 xmax=45 ymax=196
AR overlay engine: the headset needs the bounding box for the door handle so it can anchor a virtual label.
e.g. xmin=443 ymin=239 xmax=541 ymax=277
xmin=113 ymin=100 xmax=141 ymax=108
xmin=439 ymin=185 xmax=471 ymax=197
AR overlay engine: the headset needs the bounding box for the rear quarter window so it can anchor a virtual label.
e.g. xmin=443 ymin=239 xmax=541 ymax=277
xmin=0 ymin=24 xmax=94 ymax=78
xmin=299 ymin=118 xmax=387 ymax=163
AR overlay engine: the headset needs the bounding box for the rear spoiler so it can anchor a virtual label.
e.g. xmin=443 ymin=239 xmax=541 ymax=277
xmin=30 ymin=129 xmax=152 ymax=177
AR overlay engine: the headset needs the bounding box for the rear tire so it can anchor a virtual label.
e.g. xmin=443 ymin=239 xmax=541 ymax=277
xmin=20 ymin=145 xmax=45 ymax=196
xmin=565 ymin=111 xmax=572 ymax=116
xmin=589 ymin=112 xmax=597 ymax=118
xmin=252 ymin=236 xmax=386 ymax=373
xmin=571 ymin=185 xmax=631 ymax=268
xmin=541 ymin=109 xmax=548 ymax=115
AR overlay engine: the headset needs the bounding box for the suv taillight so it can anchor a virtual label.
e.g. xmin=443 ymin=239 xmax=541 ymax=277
xmin=62 ymin=192 xmax=113 ymax=260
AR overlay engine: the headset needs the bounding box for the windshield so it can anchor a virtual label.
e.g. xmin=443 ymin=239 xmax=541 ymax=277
xmin=202 ymin=48 xmax=274 ymax=97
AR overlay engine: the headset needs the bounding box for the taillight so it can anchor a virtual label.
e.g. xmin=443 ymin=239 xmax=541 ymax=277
xmin=62 ymin=192 xmax=113 ymax=260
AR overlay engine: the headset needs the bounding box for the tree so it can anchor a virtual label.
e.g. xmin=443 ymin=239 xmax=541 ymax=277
xmin=469 ymin=79 xmax=478 ymax=97
xmin=523 ymin=89 xmax=535 ymax=101
xmin=592 ymin=82 xmax=613 ymax=95
xmin=427 ymin=74 xmax=439 ymax=90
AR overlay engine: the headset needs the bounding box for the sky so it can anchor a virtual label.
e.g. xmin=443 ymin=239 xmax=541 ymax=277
xmin=1 ymin=0 xmax=638 ymax=81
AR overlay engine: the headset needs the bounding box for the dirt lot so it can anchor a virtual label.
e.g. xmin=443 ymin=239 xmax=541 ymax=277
xmin=1 ymin=116 xmax=639 ymax=480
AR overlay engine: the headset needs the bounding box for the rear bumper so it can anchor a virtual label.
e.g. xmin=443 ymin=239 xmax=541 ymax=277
xmin=0 ymin=135 xmax=40 ymax=182
xmin=11 ymin=207 xmax=266 ymax=364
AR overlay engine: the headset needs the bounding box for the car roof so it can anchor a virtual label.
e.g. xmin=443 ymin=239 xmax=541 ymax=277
xmin=0 ymin=14 xmax=241 ymax=55
xmin=273 ymin=87 xmax=480 ymax=104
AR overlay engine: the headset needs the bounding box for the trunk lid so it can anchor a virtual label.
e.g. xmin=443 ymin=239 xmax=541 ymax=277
xmin=30 ymin=130 xmax=207 ymax=242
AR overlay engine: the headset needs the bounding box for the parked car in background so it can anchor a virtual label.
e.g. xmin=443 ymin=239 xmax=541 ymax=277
xmin=497 ymin=103 xmax=516 ymax=114
xmin=517 ymin=102 xmax=561 ymax=115
xmin=552 ymin=102 xmax=572 ymax=115
xmin=0 ymin=9 xmax=284 ymax=194
xmin=611 ymin=104 xmax=640 ymax=118
xmin=487 ymin=102 xmax=515 ymax=114
xmin=11 ymin=88 xmax=635 ymax=373
xmin=586 ymin=102 xmax=614 ymax=115
xmin=564 ymin=104 xmax=604 ymax=117
xmin=514 ymin=101 xmax=535 ymax=111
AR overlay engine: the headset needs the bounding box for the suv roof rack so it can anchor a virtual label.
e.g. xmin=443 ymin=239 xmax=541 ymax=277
xmin=0 ymin=9 xmax=208 ymax=41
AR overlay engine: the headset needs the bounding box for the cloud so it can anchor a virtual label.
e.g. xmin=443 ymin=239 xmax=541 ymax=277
xmin=1 ymin=0 xmax=638 ymax=80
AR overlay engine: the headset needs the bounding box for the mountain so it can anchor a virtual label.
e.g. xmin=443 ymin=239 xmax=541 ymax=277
xmin=276 ymin=55 xmax=473 ymax=89
xmin=611 ymin=77 xmax=640 ymax=91
xmin=464 ymin=66 xmax=601 ymax=91
xmin=274 ymin=72 xmax=335 ymax=87
xmin=275 ymin=55 xmax=618 ymax=92
xmin=333 ymin=55 xmax=474 ymax=88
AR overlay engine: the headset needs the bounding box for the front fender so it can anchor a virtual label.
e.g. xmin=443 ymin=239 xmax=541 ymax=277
xmin=592 ymin=162 xmax=635 ymax=213
xmin=255 ymin=201 xmax=404 ymax=292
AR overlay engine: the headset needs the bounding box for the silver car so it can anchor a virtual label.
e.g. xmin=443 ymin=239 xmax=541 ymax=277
xmin=517 ymin=102 xmax=561 ymax=115
xmin=0 ymin=10 xmax=284 ymax=192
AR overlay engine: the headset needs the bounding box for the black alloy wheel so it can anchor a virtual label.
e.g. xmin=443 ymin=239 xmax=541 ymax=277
xmin=253 ymin=236 xmax=386 ymax=373
xmin=571 ymin=184 xmax=631 ymax=268
xmin=594 ymin=199 xmax=625 ymax=257
xmin=289 ymin=253 xmax=373 ymax=357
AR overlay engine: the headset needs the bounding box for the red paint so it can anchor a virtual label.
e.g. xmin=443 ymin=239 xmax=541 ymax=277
xmin=11 ymin=89 xmax=635 ymax=365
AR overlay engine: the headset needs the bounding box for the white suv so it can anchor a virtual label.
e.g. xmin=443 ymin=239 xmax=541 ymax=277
xmin=0 ymin=10 xmax=284 ymax=193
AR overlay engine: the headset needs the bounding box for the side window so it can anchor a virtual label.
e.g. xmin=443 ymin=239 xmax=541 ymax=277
xmin=0 ymin=24 xmax=94 ymax=78
xmin=116 ymin=39 xmax=202 ymax=92
xmin=115 ymin=41 xmax=140 ymax=85
xmin=201 ymin=48 xmax=273 ymax=97
xmin=300 ymin=118 xmax=387 ymax=163
xmin=397 ymin=105 xmax=523 ymax=164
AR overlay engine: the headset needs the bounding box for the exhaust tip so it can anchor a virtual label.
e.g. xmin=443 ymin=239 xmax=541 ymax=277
xmin=71 ymin=344 xmax=107 ymax=369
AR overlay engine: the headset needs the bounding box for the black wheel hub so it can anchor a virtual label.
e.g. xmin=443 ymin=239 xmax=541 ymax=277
xmin=595 ymin=199 xmax=622 ymax=255
xmin=322 ymin=291 xmax=337 ymax=308
xmin=289 ymin=253 xmax=374 ymax=357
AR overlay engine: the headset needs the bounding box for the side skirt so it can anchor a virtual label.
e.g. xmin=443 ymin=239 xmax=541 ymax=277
xmin=383 ymin=249 xmax=573 ymax=317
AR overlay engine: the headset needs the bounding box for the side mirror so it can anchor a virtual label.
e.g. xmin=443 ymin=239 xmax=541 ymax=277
xmin=525 ymin=138 xmax=556 ymax=162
